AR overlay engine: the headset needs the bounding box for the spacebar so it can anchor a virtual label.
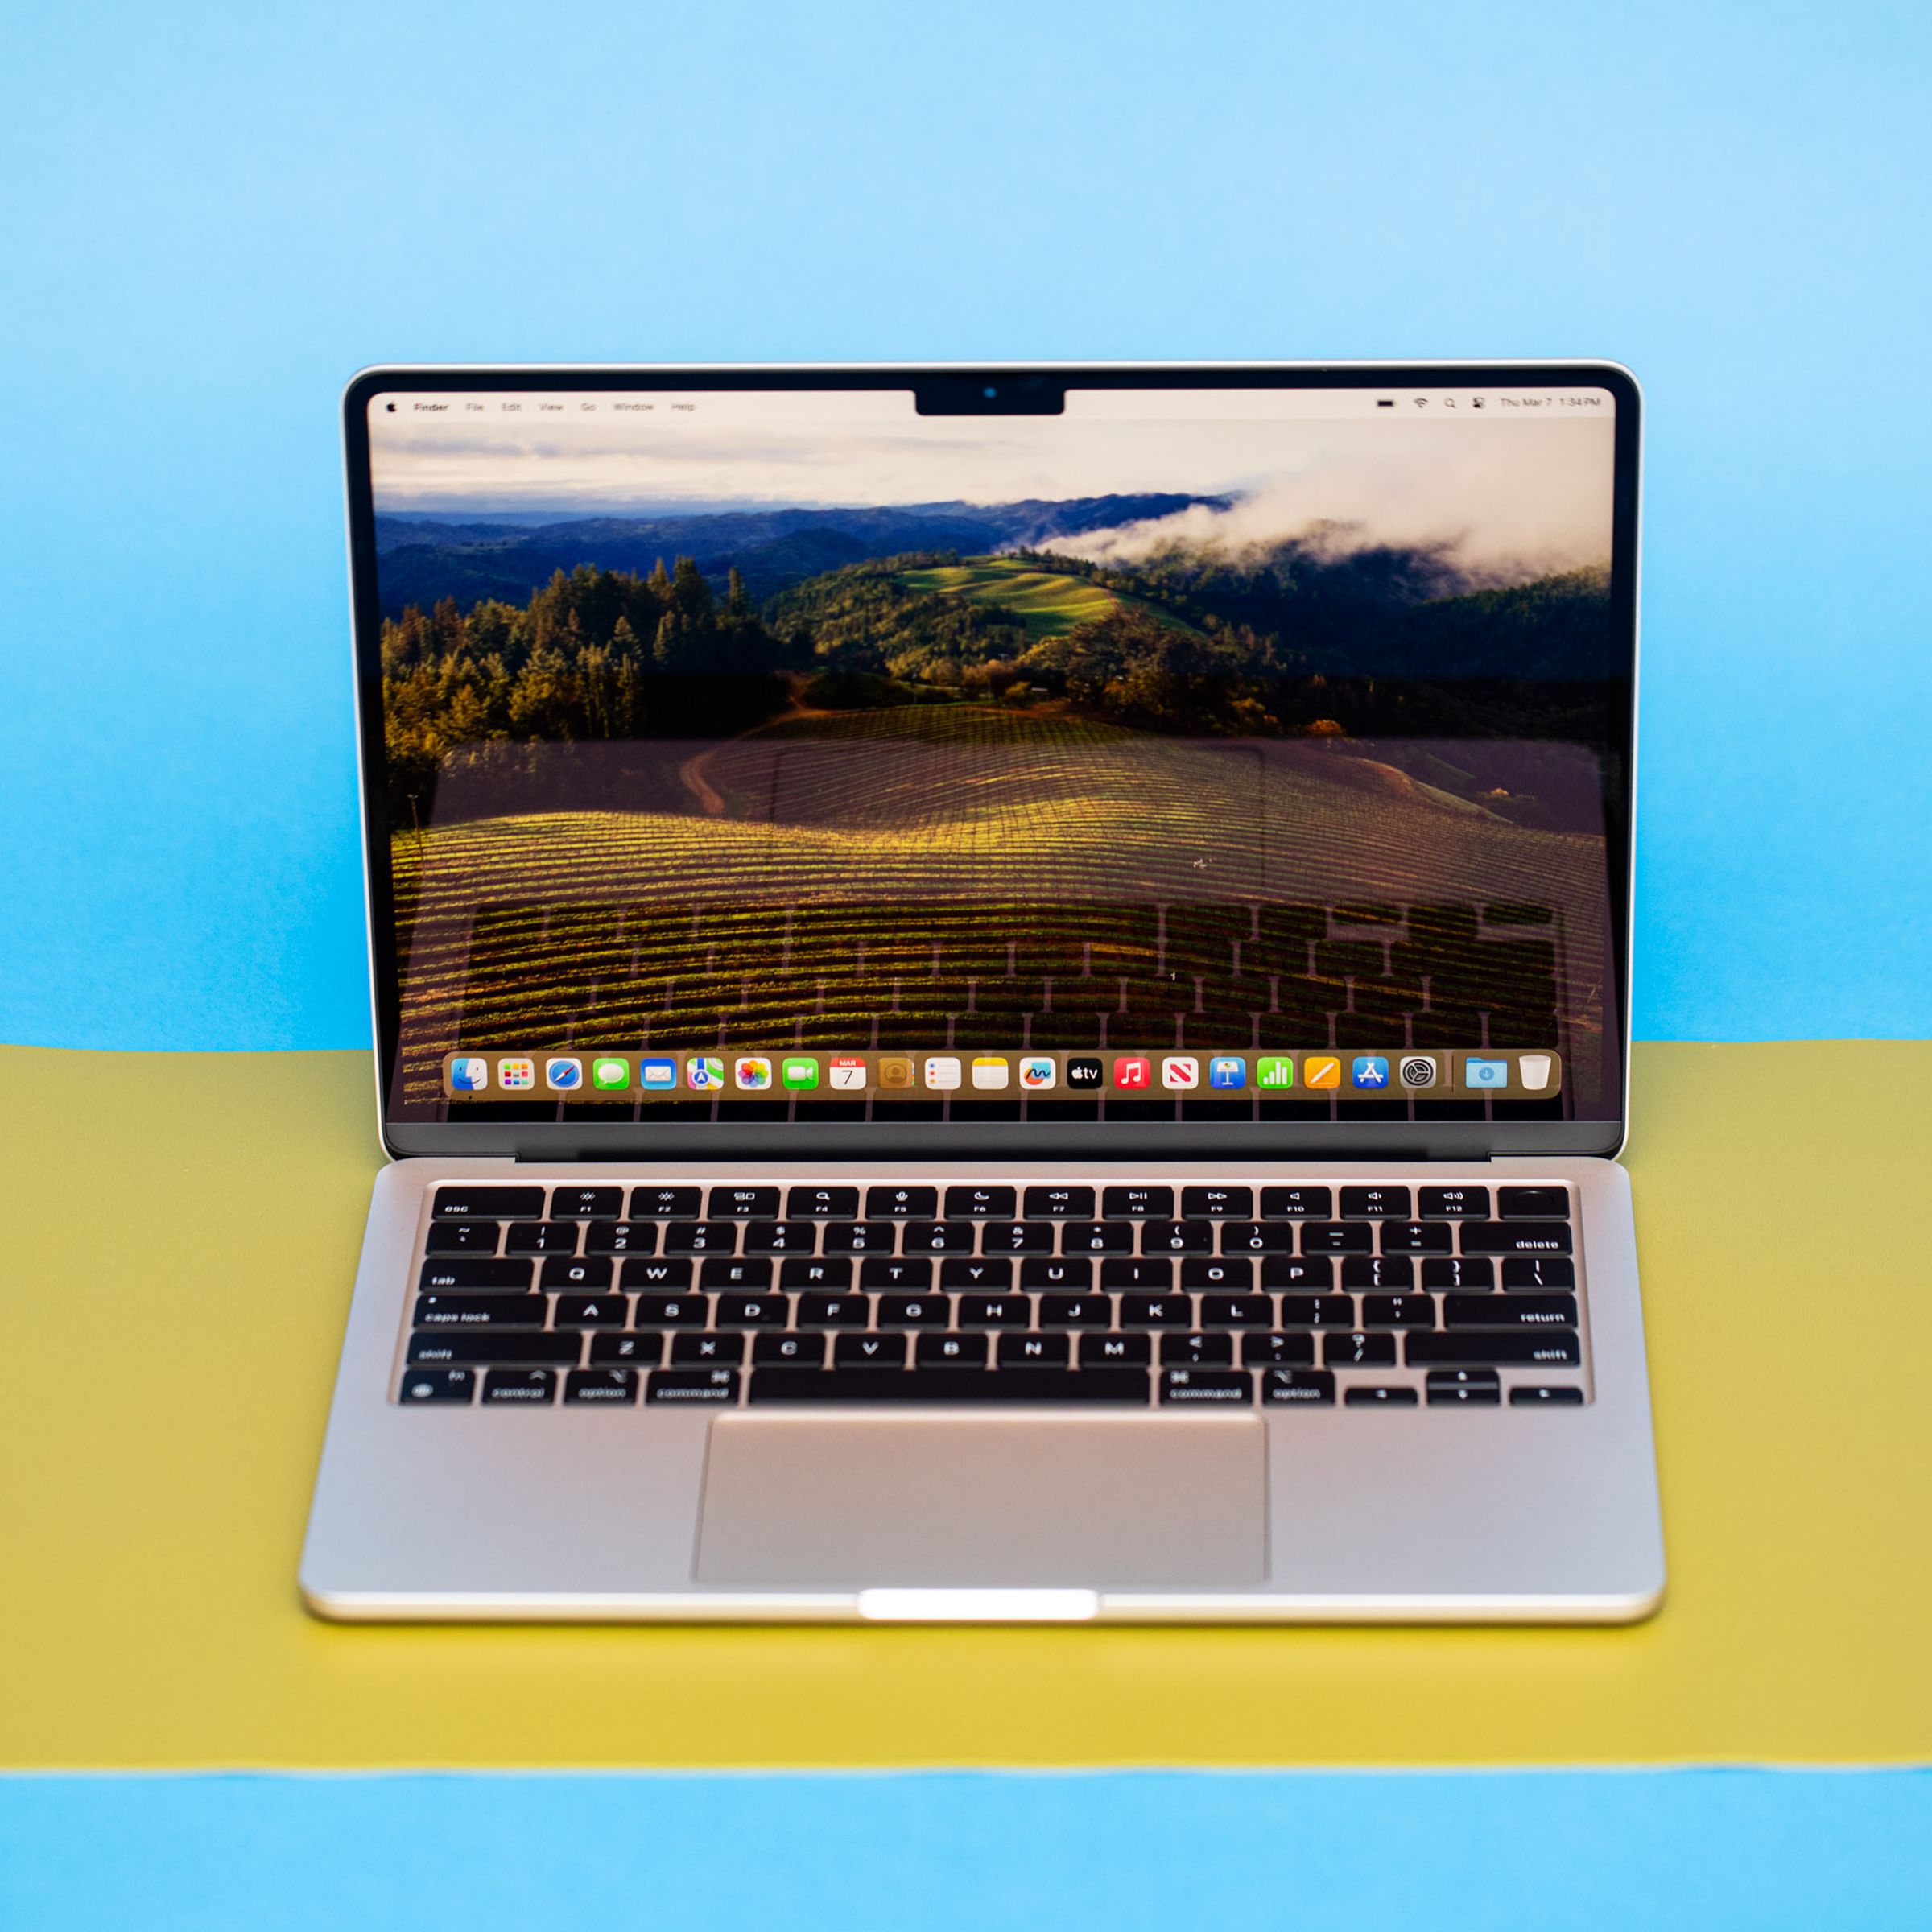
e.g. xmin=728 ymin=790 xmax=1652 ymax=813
xmin=749 ymin=1367 xmax=1150 ymax=1403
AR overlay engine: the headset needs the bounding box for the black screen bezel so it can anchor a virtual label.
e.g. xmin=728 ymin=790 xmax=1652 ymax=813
xmin=344 ymin=361 xmax=1641 ymax=1162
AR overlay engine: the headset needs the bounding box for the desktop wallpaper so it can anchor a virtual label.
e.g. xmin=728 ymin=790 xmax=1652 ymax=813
xmin=369 ymin=394 xmax=1623 ymax=1118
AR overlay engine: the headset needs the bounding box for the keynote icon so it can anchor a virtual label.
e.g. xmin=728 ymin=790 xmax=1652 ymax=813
xmin=1519 ymin=1053 xmax=1554 ymax=1092
xmin=829 ymin=1056 xmax=867 ymax=1089
xmin=1304 ymin=1055 xmax=1341 ymax=1090
xmin=448 ymin=1056 xmax=488 ymax=1092
xmin=971 ymin=1056 xmax=1011 ymax=1090
xmin=1208 ymin=1056 xmax=1247 ymax=1089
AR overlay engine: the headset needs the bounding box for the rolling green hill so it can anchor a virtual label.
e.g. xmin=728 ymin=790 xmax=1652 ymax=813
xmin=897 ymin=555 xmax=1197 ymax=640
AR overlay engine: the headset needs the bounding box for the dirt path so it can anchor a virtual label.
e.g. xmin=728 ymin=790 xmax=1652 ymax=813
xmin=675 ymin=693 xmax=833 ymax=816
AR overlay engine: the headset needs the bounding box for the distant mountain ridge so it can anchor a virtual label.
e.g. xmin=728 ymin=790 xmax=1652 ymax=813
xmin=373 ymin=493 xmax=1232 ymax=615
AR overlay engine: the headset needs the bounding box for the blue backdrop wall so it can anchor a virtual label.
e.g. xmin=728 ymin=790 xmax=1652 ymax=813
xmin=2 ymin=0 xmax=1925 ymax=1051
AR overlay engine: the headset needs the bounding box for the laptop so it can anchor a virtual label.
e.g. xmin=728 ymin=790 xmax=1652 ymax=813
xmin=301 ymin=361 xmax=1664 ymax=1623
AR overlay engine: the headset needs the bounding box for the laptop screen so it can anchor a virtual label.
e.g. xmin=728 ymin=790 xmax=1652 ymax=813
xmin=357 ymin=372 xmax=1633 ymax=1133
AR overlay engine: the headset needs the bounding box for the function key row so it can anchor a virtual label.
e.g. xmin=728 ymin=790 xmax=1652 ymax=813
xmin=432 ymin=1183 xmax=1571 ymax=1226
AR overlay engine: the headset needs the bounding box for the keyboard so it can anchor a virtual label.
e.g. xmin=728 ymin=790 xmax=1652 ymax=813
xmin=399 ymin=897 xmax=1571 ymax=1117
xmin=398 ymin=1179 xmax=1587 ymax=1410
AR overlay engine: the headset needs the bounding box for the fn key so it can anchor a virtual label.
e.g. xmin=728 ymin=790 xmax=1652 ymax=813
xmin=398 ymin=1366 xmax=474 ymax=1403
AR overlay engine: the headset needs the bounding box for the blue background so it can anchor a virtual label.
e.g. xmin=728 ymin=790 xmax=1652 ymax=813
xmin=2 ymin=0 xmax=1926 ymax=1051
xmin=4 ymin=1772 xmax=1929 ymax=1931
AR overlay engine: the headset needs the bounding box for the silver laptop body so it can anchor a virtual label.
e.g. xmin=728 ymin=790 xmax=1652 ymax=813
xmin=303 ymin=361 xmax=1663 ymax=1623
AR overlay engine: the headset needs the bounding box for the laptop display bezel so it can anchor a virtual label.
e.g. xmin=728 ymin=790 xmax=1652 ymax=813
xmin=344 ymin=361 xmax=1640 ymax=1162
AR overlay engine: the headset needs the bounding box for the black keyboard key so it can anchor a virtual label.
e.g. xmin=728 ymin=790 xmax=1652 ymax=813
xmin=743 ymin=1220 xmax=818 ymax=1255
xmin=1444 ymin=1294 xmax=1578 ymax=1328
xmin=749 ymin=1367 xmax=1149 ymax=1403
xmin=1378 ymin=1221 xmax=1452 ymax=1255
xmin=1182 ymin=1259 xmax=1252 ymax=1291
xmin=647 ymin=1368 xmax=739 ymax=1403
xmin=1201 ymin=1294 xmax=1273 ymax=1327
xmin=1120 ymin=1294 xmax=1194 ymax=1327
xmin=630 ymin=1294 xmax=709 ymax=1327
xmin=1039 ymin=1295 xmax=1111 ymax=1327
xmin=1426 ymin=1368 xmax=1501 ymax=1406
xmin=1022 ymin=1258 xmax=1093 ymax=1291
xmin=1422 ymin=1257 xmax=1494 ymax=1290
xmin=918 ymin=1332 xmax=988 ymax=1367
xmin=714 ymin=1294 xmax=788 ymax=1327
xmin=1022 ymin=1185 xmax=1095 ymax=1217
xmin=1362 ymin=1294 xmax=1435 ymax=1327
xmin=1420 ymin=1186 xmax=1489 ymax=1219
xmin=1461 ymin=1221 xmax=1572 ymax=1255
xmin=671 ymin=1332 xmax=746 ymax=1365
xmin=939 ymin=1258 xmax=1013 ymax=1291
xmin=1323 ymin=1331 xmax=1397 ymax=1368
xmin=796 ymin=1292 xmax=872 ymax=1327
xmin=1098 ymin=1257 xmax=1169 ymax=1290
xmin=709 ymin=1187 xmax=780 ymax=1218
xmin=425 ymin=1220 xmax=502 ymax=1254
xmin=1261 ymin=1257 xmax=1333 ymax=1290
xmin=1218 ymin=1222 xmax=1294 ymax=1254
xmin=824 ymin=1221 xmax=898 ymax=1255
xmin=902 ymin=1220 xmax=978 ymax=1255
xmin=1261 ymin=1187 xmax=1331 ymax=1219
xmin=413 ymin=1293 xmax=549 ymax=1329
xmin=1502 ymin=1257 xmax=1577 ymax=1290
xmin=1143 ymin=1220 xmax=1215 ymax=1255
xmin=505 ymin=1220 xmax=579 ymax=1254
xmin=943 ymin=1185 xmax=1017 ymax=1219
xmin=552 ymin=1294 xmax=628 ymax=1327
xmin=590 ymin=1332 xmax=662 ymax=1366
xmin=551 ymin=1186 xmax=623 ymax=1220
xmin=433 ymin=1186 xmax=544 ymax=1220
xmin=1081 ymin=1333 xmax=1151 ymax=1366
xmin=835 ymin=1332 xmax=907 ymax=1368
xmin=663 ymin=1220 xmax=738 ymax=1255
xmin=1261 ymin=1368 xmax=1335 ymax=1404
xmin=881 ymin=1298 xmax=954 ymax=1329
xmin=1279 ymin=1294 xmax=1355 ymax=1328
xmin=779 ymin=1257 xmax=852 ymax=1290
xmin=859 ymin=1257 xmax=932 ymax=1290
xmin=956 ymin=1295 xmax=1030 ymax=1327
xmin=1341 ymin=1257 xmax=1413 ymax=1290
xmin=564 ymin=1368 xmax=638 ymax=1405
xmin=1301 ymin=1222 xmax=1373 ymax=1254
xmin=584 ymin=1220 xmax=658 ymax=1257
xmin=418 ymin=1257 xmax=532 ymax=1292
xmin=407 ymin=1336 xmax=580 ymax=1368
xmin=787 ymin=1186 xmax=860 ymax=1219
xmin=1000 ymin=1333 xmax=1071 ymax=1368
xmin=1340 ymin=1186 xmax=1410 ymax=1219
xmin=1510 ymin=1385 xmax=1586 ymax=1406
xmin=1345 ymin=1385 xmax=1418 ymax=1407
xmin=1061 ymin=1220 xmax=1135 ymax=1254
xmin=698 ymin=1257 xmax=772 ymax=1291
xmin=1161 ymin=1368 xmax=1251 ymax=1405
xmin=1102 ymin=1185 xmax=1173 ymax=1218
xmin=753 ymin=1333 xmax=824 ymax=1366
xmin=1160 ymin=1332 xmax=1233 ymax=1367
xmin=866 ymin=1185 xmax=938 ymax=1218
xmin=482 ymin=1368 xmax=556 ymax=1404
xmin=980 ymin=1220 xmax=1055 ymax=1253
xmin=541 ymin=1255 xmax=613 ymax=1291
xmin=1498 ymin=1186 xmax=1571 ymax=1220
xmin=630 ymin=1185 xmax=701 ymax=1218
xmin=1181 ymin=1186 xmax=1253 ymax=1218
xmin=621 ymin=1258 xmax=693 ymax=1290
xmin=1406 ymin=1330 xmax=1582 ymax=1368
xmin=398 ymin=1366 xmax=475 ymax=1402
xmin=1242 ymin=1332 xmax=1315 ymax=1367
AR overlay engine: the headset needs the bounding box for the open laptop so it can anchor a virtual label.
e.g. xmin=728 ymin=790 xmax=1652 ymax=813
xmin=301 ymin=361 xmax=1664 ymax=1623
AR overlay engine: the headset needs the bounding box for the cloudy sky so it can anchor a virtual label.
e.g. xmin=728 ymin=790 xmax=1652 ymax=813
xmin=369 ymin=394 xmax=1616 ymax=576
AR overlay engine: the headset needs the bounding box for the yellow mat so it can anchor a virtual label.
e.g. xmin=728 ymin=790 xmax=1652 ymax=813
xmin=1 ymin=1042 xmax=1924 ymax=1769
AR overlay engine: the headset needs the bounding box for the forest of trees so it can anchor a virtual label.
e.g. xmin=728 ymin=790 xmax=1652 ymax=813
xmin=381 ymin=545 xmax=1618 ymax=824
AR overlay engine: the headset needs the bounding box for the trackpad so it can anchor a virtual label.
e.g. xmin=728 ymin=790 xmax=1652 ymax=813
xmin=694 ymin=1414 xmax=1267 ymax=1588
